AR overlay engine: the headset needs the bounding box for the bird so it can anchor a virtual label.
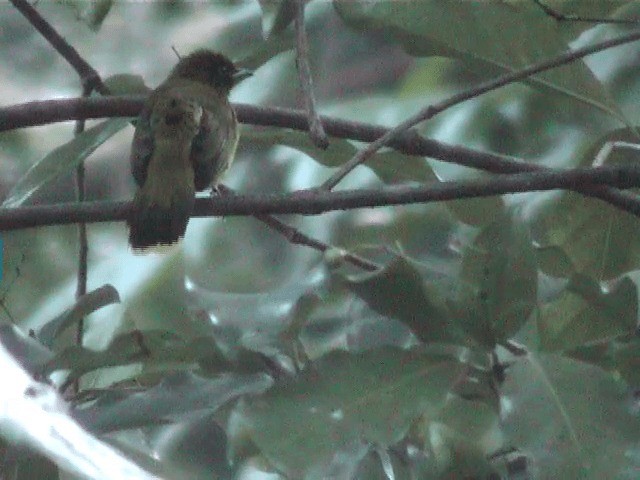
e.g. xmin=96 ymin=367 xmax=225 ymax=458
xmin=127 ymin=50 xmax=251 ymax=250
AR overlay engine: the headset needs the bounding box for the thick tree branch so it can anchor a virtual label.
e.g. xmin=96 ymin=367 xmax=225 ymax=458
xmin=320 ymin=28 xmax=640 ymax=190
xmin=2 ymin=97 xmax=639 ymax=216
xmin=9 ymin=0 xmax=109 ymax=94
xmin=1 ymin=165 xmax=639 ymax=232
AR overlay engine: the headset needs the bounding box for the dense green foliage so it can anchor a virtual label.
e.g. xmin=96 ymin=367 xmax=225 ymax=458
xmin=1 ymin=1 xmax=639 ymax=479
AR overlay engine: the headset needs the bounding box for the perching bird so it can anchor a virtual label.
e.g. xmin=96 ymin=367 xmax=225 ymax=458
xmin=127 ymin=50 xmax=251 ymax=250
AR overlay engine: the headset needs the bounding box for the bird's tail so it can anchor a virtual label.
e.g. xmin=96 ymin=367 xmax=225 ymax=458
xmin=127 ymin=175 xmax=196 ymax=250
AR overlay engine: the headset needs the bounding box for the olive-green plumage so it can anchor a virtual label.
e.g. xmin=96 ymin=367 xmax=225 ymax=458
xmin=127 ymin=50 xmax=250 ymax=250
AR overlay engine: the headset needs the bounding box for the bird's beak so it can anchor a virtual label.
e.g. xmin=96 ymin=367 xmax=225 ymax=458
xmin=233 ymin=68 xmax=253 ymax=85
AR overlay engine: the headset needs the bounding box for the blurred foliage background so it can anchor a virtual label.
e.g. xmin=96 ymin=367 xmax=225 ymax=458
xmin=1 ymin=0 xmax=640 ymax=479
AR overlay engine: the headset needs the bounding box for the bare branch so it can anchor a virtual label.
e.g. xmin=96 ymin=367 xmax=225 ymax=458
xmin=320 ymin=28 xmax=640 ymax=190
xmin=2 ymin=98 xmax=640 ymax=216
xmin=1 ymin=165 xmax=639 ymax=232
xmin=293 ymin=0 xmax=329 ymax=149
xmin=73 ymin=85 xmax=91 ymax=377
xmin=9 ymin=0 xmax=109 ymax=94
xmin=533 ymin=0 xmax=640 ymax=25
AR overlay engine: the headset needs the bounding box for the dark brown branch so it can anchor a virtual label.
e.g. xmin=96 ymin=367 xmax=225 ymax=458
xmin=293 ymin=0 xmax=328 ymax=149
xmin=0 ymin=98 xmax=553 ymax=178
xmin=2 ymin=97 xmax=639 ymax=216
xmin=320 ymin=28 xmax=640 ymax=190
xmin=74 ymin=84 xmax=92 ymax=363
xmin=9 ymin=0 xmax=109 ymax=94
xmin=1 ymin=165 xmax=639 ymax=232
xmin=0 ymin=96 xmax=139 ymax=131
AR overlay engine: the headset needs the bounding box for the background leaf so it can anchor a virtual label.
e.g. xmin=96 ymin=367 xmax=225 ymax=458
xmin=2 ymin=118 xmax=130 ymax=207
xmin=502 ymin=353 xmax=640 ymax=479
xmin=234 ymin=347 xmax=465 ymax=478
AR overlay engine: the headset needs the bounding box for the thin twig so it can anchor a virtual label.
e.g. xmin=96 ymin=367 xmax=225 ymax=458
xmin=9 ymin=0 xmax=109 ymax=94
xmin=2 ymin=98 xmax=640 ymax=217
xmin=0 ymin=165 xmax=639 ymax=231
xmin=320 ymin=28 xmax=640 ymax=191
xmin=217 ymin=185 xmax=379 ymax=271
xmin=74 ymin=85 xmax=91 ymax=353
xmin=534 ymin=0 xmax=640 ymax=25
xmin=293 ymin=0 xmax=328 ymax=149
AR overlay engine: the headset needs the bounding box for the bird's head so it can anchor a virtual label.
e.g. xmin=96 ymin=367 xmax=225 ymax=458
xmin=168 ymin=49 xmax=252 ymax=94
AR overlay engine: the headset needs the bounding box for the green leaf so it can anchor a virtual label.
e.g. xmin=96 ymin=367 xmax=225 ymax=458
xmin=425 ymin=145 xmax=507 ymax=226
xmin=242 ymin=127 xmax=437 ymax=184
xmin=455 ymin=217 xmax=538 ymax=348
xmin=258 ymin=0 xmax=296 ymax=38
xmin=446 ymin=196 xmax=506 ymax=226
xmin=611 ymin=337 xmax=640 ymax=385
xmin=538 ymin=274 xmax=637 ymax=352
xmin=0 ymin=324 xmax=53 ymax=373
xmin=337 ymin=256 xmax=459 ymax=343
xmin=2 ymin=118 xmax=130 ymax=207
xmin=103 ymin=74 xmax=151 ymax=95
xmin=520 ymin=1 xmax=631 ymax=39
xmin=427 ymin=425 xmax=502 ymax=479
xmin=75 ymin=371 xmax=272 ymax=433
xmin=532 ymin=191 xmax=640 ymax=280
xmin=575 ymin=126 xmax=640 ymax=168
xmin=531 ymin=127 xmax=640 ymax=280
xmin=334 ymin=0 xmax=628 ymax=124
xmin=78 ymin=0 xmax=113 ymax=32
xmin=535 ymin=244 xmax=575 ymax=278
xmin=434 ymin=395 xmax=499 ymax=444
xmin=37 ymin=284 xmax=120 ymax=348
xmin=502 ymin=352 xmax=640 ymax=478
xmin=40 ymin=330 xmax=181 ymax=379
xmin=234 ymin=347 xmax=464 ymax=477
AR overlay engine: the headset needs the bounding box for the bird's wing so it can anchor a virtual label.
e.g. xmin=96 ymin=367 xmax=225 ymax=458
xmin=191 ymin=109 xmax=234 ymax=191
xmin=130 ymin=99 xmax=155 ymax=187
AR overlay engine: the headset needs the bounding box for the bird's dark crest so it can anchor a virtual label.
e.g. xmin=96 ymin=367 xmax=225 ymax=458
xmin=169 ymin=50 xmax=239 ymax=94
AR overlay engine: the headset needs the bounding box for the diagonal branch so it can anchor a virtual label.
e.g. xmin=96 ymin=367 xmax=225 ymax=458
xmin=320 ymin=28 xmax=640 ymax=190
xmin=1 ymin=165 xmax=639 ymax=231
xmin=9 ymin=0 xmax=109 ymax=94
xmin=533 ymin=0 xmax=640 ymax=24
xmin=217 ymin=185 xmax=379 ymax=271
